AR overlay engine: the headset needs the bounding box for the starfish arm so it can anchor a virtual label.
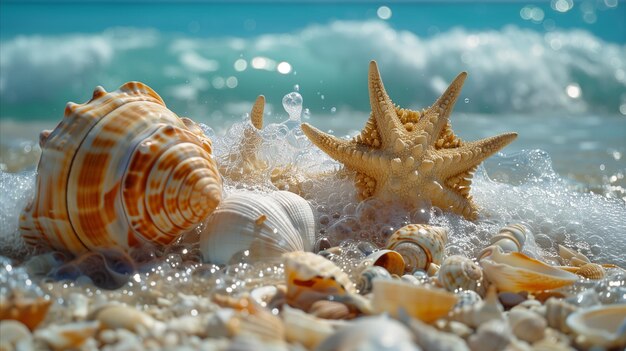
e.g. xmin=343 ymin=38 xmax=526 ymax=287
xmin=301 ymin=123 xmax=375 ymax=175
xmin=434 ymin=132 xmax=518 ymax=178
xmin=368 ymin=61 xmax=404 ymax=151
xmin=250 ymin=95 xmax=265 ymax=130
xmin=426 ymin=181 xmax=478 ymax=220
xmin=418 ymin=72 xmax=467 ymax=144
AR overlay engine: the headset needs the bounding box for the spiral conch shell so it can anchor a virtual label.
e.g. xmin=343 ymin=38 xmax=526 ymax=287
xmin=20 ymin=82 xmax=222 ymax=255
xmin=386 ymin=224 xmax=448 ymax=274
xmin=198 ymin=191 xmax=316 ymax=264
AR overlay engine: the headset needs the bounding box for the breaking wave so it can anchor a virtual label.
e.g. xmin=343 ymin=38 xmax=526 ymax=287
xmin=1 ymin=21 xmax=625 ymax=122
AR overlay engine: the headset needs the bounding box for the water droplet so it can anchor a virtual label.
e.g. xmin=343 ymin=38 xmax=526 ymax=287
xmin=330 ymin=107 xmax=337 ymax=113
xmin=282 ymin=92 xmax=303 ymax=121
xmin=293 ymin=84 xmax=300 ymax=92
xmin=464 ymin=98 xmax=470 ymax=103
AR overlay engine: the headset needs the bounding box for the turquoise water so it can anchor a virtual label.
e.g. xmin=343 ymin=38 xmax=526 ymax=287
xmin=0 ymin=1 xmax=624 ymax=190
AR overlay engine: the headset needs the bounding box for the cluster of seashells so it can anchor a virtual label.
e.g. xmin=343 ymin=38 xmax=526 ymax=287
xmin=3 ymin=79 xmax=625 ymax=350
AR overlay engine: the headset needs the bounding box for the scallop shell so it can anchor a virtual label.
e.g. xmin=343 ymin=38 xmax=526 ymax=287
xmin=282 ymin=252 xmax=356 ymax=311
xmin=385 ymin=224 xmax=448 ymax=273
xmin=507 ymin=308 xmax=546 ymax=343
xmin=358 ymin=249 xmax=405 ymax=276
xmin=575 ymin=263 xmax=606 ymax=280
xmin=372 ymin=278 xmax=457 ymax=323
xmin=477 ymin=223 xmax=527 ymax=260
xmin=438 ymin=255 xmax=485 ymax=293
xmin=566 ymin=304 xmax=626 ymax=348
xmin=448 ymin=286 xmax=504 ymax=328
xmin=356 ymin=265 xmax=392 ymax=294
xmin=480 ymin=247 xmax=578 ymax=293
xmin=199 ymin=191 xmax=315 ymax=265
xmin=20 ymin=82 xmax=222 ymax=255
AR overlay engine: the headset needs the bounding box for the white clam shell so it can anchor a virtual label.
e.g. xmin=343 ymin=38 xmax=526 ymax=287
xmin=566 ymin=304 xmax=626 ymax=348
xmin=480 ymin=246 xmax=578 ymax=293
xmin=199 ymin=191 xmax=316 ymax=265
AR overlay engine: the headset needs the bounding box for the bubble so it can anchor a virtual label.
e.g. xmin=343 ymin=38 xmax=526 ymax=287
xmin=282 ymin=92 xmax=303 ymax=120
xmin=464 ymin=98 xmax=470 ymax=103
xmin=377 ymin=6 xmax=392 ymax=20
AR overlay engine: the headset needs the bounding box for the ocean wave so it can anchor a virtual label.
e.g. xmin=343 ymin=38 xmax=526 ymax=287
xmin=1 ymin=21 xmax=624 ymax=117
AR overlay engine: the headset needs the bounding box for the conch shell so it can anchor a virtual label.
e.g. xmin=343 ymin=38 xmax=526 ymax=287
xmin=385 ymin=224 xmax=448 ymax=273
xmin=20 ymin=82 xmax=222 ymax=255
xmin=480 ymin=247 xmax=578 ymax=293
xmin=478 ymin=223 xmax=527 ymax=260
xmin=198 ymin=191 xmax=316 ymax=264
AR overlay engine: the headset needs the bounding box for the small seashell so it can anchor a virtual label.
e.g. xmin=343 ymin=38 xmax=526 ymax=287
xmin=282 ymin=252 xmax=356 ymax=311
xmin=226 ymin=298 xmax=286 ymax=342
xmin=95 ymin=305 xmax=159 ymax=334
xmin=480 ymin=247 xmax=578 ymax=293
xmin=250 ymin=285 xmax=279 ymax=308
xmin=438 ymin=255 xmax=485 ymax=293
xmin=282 ymin=305 xmax=345 ymax=350
xmin=478 ymin=224 xmax=527 ymax=260
xmin=315 ymin=314 xmax=420 ymax=351
xmin=68 ymin=292 xmax=89 ymax=320
xmin=0 ymin=320 xmax=32 ymax=350
xmin=199 ymin=191 xmax=316 ymax=265
xmin=372 ymin=278 xmax=457 ymax=323
xmin=400 ymin=313 xmax=470 ymax=351
xmin=498 ymin=292 xmax=527 ymax=310
xmin=467 ymin=319 xmax=512 ymax=351
xmin=400 ymin=274 xmax=421 ymax=285
xmin=35 ymin=321 xmax=100 ymax=351
xmin=558 ymin=245 xmax=590 ymax=267
xmin=508 ymin=308 xmax=547 ymax=343
xmin=0 ymin=294 xmax=52 ymax=331
xmin=358 ymin=249 xmax=405 ymax=276
xmin=385 ymin=224 xmax=448 ymax=273
xmin=20 ymin=82 xmax=222 ymax=255
xmin=544 ymin=297 xmax=578 ymax=333
xmin=575 ymin=263 xmax=605 ymax=280
xmin=357 ymin=265 xmax=392 ymax=294
xmin=308 ymin=300 xmax=354 ymax=320
xmin=427 ymin=263 xmax=441 ymax=277
xmin=448 ymin=286 xmax=505 ymax=328
xmin=566 ymin=304 xmax=626 ymax=349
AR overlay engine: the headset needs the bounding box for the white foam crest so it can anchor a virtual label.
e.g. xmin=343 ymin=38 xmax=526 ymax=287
xmin=0 ymin=171 xmax=36 ymax=259
xmin=0 ymin=28 xmax=158 ymax=103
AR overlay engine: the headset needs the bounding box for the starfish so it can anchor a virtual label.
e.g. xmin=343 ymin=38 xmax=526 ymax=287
xmin=301 ymin=61 xmax=517 ymax=220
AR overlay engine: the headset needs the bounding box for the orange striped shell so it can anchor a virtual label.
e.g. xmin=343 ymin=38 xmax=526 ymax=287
xmin=20 ymin=82 xmax=222 ymax=254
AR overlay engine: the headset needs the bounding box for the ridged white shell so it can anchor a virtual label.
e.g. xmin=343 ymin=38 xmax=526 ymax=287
xmin=199 ymin=191 xmax=316 ymax=264
xmin=20 ymin=82 xmax=222 ymax=255
xmin=566 ymin=304 xmax=626 ymax=348
xmin=385 ymin=224 xmax=448 ymax=273
xmin=480 ymin=247 xmax=578 ymax=293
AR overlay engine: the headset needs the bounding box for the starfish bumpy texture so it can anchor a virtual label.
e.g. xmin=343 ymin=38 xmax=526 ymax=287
xmin=301 ymin=61 xmax=517 ymax=220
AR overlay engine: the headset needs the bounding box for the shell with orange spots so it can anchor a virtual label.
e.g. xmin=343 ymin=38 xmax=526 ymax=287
xmin=20 ymin=82 xmax=222 ymax=255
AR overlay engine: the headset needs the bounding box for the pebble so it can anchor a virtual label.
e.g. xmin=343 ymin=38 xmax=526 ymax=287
xmin=498 ymin=292 xmax=526 ymax=310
